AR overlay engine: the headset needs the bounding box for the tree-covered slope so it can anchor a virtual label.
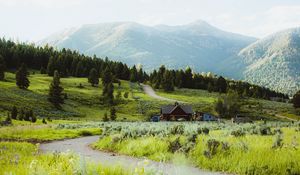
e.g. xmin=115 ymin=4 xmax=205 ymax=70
xmin=238 ymin=27 xmax=300 ymax=95
xmin=39 ymin=20 xmax=256 ymax=74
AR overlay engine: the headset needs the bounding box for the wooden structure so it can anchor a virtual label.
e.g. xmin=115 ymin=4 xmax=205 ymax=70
xmin=160 ymin=102 xmax=193 ymax=121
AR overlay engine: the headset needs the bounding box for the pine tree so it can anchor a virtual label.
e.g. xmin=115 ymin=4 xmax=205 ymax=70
xmin=47 ymin=56 xmax=56 ymax=76
xmin=110 ymin=107 xmax=117 ymax=121
xmin=16 ymin=63 xmax=30 ymax=89
xmin=11 ymin=106 xmax=18 ymax=120
xmin=161 ymin=71 xmax=174 ymax=92
xmin=102 ymin=68 xmax=114 ymax=105
xmin=0 ymin=55 xmax=5 ymax=81
xmin=184 ymin=67 xmax=193 ymax=88
xmin=88 ymin=68 xmax=99 ymax=86
xmin=217 ymin=76 xmax=227 ymax=93
xmin=48 ymin=70 xmax=64 ymax=109
xmin=130 ymin=66 xmax=138 ymax=82
xmin=292 ymin=91 xmax=300 ymax=108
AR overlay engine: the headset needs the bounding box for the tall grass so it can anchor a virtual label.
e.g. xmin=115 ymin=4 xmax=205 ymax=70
xmin=0 ymin=142 xmax=136 ymax=175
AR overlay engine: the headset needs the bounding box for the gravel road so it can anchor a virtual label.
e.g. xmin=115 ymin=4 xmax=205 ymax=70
xmin=141 ymin=84 xmax=186 ymax=103
xmin=40 ymin=136 xmax=223 ymax=175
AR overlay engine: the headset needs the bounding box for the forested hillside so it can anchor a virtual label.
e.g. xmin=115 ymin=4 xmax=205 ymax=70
xmin=0 ymin=38 xmax=288 ymax=100
xmin=238 ymin=27 xmax=300 ymax=95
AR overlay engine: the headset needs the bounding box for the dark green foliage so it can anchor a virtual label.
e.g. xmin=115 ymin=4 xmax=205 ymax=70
xmin=48 ymin=70 xmax=64 ymax=109
xmin=204 ymin=139 xmax=220 ymax=159
xmin=42 ymin=118 xmax=47 ymax=124
xmin=88 ymin=68 xmax=99 ymax=86
xmin=102 ymin=68 xmax=114 ymax=105
xmin=0 ymin=54 xmax=5 ymax=80
xmin=31 ymin=114 xmax=37 ymax=123
xmin=231 ymin=128 xmax=245 ymax=137
xmin=4 ymin=113 xmax=12 ymax=125
xmin=161 ymin=70 xmax=174 ymax=92
xmin=110 ymin=107 xmax=117 ymax=121
xmin=24 ymin=110 xmax=33 ymax=121
xmin=149 ymin=66 xmax=288 ymax=100
xmin=103 ymin=112 xmax=109 ymax=122
xmin=123 ymin=92 xmax=129 ymax=99
xmin=115 ymin=91 xmax=122 ymax=101
xmin=170 ymin=125 xmax=185 ymax=135
xmin=47 ymin=56 xmax=55 ymax=76
xmin=129 ymin=65 xmax=138 ymax=82
xmin=168 ymin=137 xmax=181 ymax=153
xmin=11 ymin=106 xmax=18 ymax=120
xmin=18 ymin=109 xmax=25 ymax=121
xmin=292 ymin=91 xmax=300 ymax=108
xmin=216 ymin=76 xmax=227 ymax=93
xmin=79 ymin=130 xmax=93 ymax=136
xmin=272 ymin=133 xmax=283 ymax=149
xmin=215 ymin=91 xmax=241 ymax=118
xmin=15 ymin=63 xmax=30 ymax=89
xmin=40 ymin=66 xmax=46 ymax=74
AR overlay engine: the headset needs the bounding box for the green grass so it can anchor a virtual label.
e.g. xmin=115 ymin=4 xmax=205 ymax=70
xmin=0 ymin=120 xmax=101 ymax=142
xmin=157 ymin=88 xmax=300 ymax=120
xmin=0 ymin=72 xmax=167 ymax=121
xmin=0 ymin=142 xmax=145 ymax=175
xmin=90 ymin=122 xmax=300 ymax=175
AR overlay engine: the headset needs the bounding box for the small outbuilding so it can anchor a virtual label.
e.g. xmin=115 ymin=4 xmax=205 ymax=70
xmin=160 ymin=102 xmax=193 ymax=121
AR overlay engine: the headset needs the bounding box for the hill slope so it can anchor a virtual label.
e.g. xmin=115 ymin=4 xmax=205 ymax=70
xmin=238 ymin=27 xmax=300 ymax=95
xmin=39 ymin=20 xmax=256 ymax=74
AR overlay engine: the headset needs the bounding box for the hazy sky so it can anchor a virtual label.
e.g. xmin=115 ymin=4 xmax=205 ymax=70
xmin=1 ymin=0 xmax=300 ymax=41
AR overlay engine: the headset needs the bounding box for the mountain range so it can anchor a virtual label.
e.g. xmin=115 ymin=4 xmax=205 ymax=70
xmin=38 ymin=20 xmax=300 ymax=95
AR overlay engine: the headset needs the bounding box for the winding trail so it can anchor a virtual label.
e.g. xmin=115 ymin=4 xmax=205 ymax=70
xmin=40 ymin=136 xmax=223 ymax=175
xmin=141 ymin=84 xmax=186 ymax=103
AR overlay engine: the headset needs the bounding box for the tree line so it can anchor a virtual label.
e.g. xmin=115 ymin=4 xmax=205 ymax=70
xmin=149 ymin=65 xmax=289 ymax=100
xmin=0 ymin=38 xmax=148 ymax=82
xmin=0 ymin=38 xmax=290 ymax=102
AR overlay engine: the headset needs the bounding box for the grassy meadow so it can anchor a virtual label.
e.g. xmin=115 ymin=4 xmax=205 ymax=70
xmin=88 ymin=122 xmax=300 ymax=175
xmin=157 ymin=88 xmax=300 ymax=120
xmin=1 ymin=72 xmax=300 ymax=175
xmin=0 ymin=72 xmax=168 ymax=121
xmin=0 ymin=141 xmax=143 ymax=175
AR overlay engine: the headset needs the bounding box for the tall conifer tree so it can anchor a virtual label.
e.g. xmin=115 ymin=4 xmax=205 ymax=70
xmin=16 ymin=63 xmax=30 ymax=89
xmin=48 ymin=70 xmax=64 ymax=109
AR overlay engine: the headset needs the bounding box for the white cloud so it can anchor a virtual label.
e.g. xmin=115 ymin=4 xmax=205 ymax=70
xmin=0 ymin=0 xmax=83 ymax=8
xmin=207 ymin=5 xmax=300 ymax=38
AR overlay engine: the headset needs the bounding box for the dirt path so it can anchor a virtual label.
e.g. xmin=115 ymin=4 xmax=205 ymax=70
xmin=275 ymin=114 xmax=298 ymax=121
xmin=40 ymin=136 xmax=223 ymax=175
xmin=141 ymin=84 xmax=186 ymax=103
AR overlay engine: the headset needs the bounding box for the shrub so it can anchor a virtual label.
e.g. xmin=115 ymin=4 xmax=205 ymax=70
xmin=231 ymin=128 xmax=245 ymax=137
xmin=272 ymin=133 xmax=283 ymax=149
xmin=204 ymin=139 xmax=220 ymax=159
xmin=202 ymin=127 xmax=210 ymax=135
xmin=123 ymin=92 xmax=129 ymax=99
xmin=168 ymin=137 xmax=181 ymax=153
xmin=42 ymin=118 xmax=47 ymax=124
xmin=79 ymin=130 xmax=93 ymax=136
xmin=11 ymin=106 xmax=18 ymax=120
xmin=259 ymin=126 xmax=272 ymax=135
xmin=170 ymin=125 xmax=185 ymax=135
xmin=187 ymin=134 xmax=197 ymax=143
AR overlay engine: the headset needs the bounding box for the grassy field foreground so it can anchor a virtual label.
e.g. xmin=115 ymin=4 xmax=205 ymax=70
xmin=87 ymin=122 xmax=300 ymax=175
xmin=0 ymin=142 xmax=146 ymax=175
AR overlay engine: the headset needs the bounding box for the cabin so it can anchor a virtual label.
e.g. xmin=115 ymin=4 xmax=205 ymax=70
xmin=194 ymin=112 xmax=218 ymax=121
xmin=160 ymin=102 xmax=193 ymax=121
